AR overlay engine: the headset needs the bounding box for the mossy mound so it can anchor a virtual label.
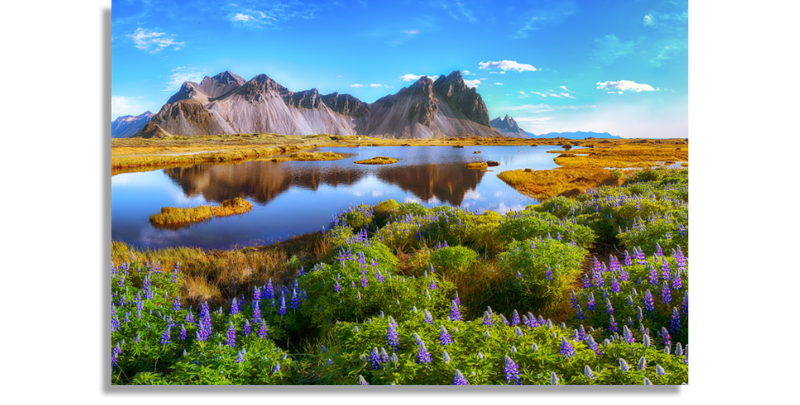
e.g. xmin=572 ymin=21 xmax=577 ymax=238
xmin=354 ymin=156 xmax=398 ymax=165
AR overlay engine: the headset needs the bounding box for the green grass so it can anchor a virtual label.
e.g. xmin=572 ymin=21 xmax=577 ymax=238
xmin=149 ymin=198 xmax=253 ymax=228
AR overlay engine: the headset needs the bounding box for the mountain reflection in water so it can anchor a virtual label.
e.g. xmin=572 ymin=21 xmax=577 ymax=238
xmin=163 ymin=160 xmax=483 ymax=207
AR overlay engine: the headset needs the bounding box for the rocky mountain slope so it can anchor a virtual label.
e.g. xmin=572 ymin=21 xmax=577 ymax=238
xmin=111 ymin=111 xmax=154 ymax=138
xmin=489 ymin=115 xmax=529 ymax=138
xmin=136 ymin=70 xmax=505 ymax=139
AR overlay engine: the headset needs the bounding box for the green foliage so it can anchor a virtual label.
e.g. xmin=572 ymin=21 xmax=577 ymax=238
xmin=498 ymin=210 xmax=596 ymax=249
xmin=429 ymin=246 xmax=479 ymax=276
xmin=494 ymin=238 xmax=587 ymax=314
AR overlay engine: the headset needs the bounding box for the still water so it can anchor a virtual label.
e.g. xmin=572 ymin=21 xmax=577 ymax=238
xmin=112 ymin=145 xmax=571 ymax=249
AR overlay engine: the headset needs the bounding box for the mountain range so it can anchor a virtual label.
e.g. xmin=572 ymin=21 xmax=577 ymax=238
xmin=490 ymin=115 xmax=528 ymax=138
xmin=111 ymin=111 xmax=153 ymax=138
xmin=129 ymin=70 xmax=520 ymax=139
xmin=525 ymin=131 xmax=622 ymax=139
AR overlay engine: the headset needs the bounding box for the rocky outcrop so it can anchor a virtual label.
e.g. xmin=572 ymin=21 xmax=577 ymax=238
xmin=490 ymin=115 xmax=529 ymax=138
xmin=136 ymin=70 xmax=508 ymax=139
xmin=111 ymin=111 xmax=154 ymax=138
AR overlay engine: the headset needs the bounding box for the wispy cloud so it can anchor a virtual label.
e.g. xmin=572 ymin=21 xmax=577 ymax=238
xmin=162 ymin=67 xmax=206 ymax=92
xmin=478 ymin=60 xmax=536 ymax=72
xmin=494 ymin=82 xmax=503 ymax=85
xmin=561 ymin=93 xmax=576 ymax=99
xmin=596 ymin=80 xmax=655 ymax=93
xmin=515 ymin=0 xmax=578 ymax=38
xmin=111 ymin=96 xmax=149 ymax=119
xmin=454 ymin=1 xmax=477 ymax=22
xmin=399 ymin=74 xmax=438 ymax=82
xmin=350 ymin=83 xmax=365 ymax=88
xmin=592 ymin=34 xmax=635 ymax=66
xmin=226 ymin=1 xmax=320 ymax=29
xmin=462 ymin=70 xmax=472 ymax=75
xmin=464 ymin=79 xmax=481 ymax=88
xmin=369 ymin=83 xmax=384 ymax=87
xmin=127 ymin=28 xmax=184 ymax=52
xmin=401 ymin=29 xmax=419 ymax=35
xmin=532 ymin=91 xmax=547 ymax=98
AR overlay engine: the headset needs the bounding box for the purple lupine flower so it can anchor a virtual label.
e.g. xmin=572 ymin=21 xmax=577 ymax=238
xmin=681 ymin=293 xmax=688 ymax=316
xmin=584 ymin=335 xmax=601 ymax=356
xmin=252 ymin=300 xmax=261 ymax=325
xmin=357 ymin=375 xmax=368 ymax=385
xmin=545 ymin=265 xmax=553 ymax=281
xmin=387 ymin=322 xmax=399 ymax=351
xmin=230 ymin=297 xmax=239 ymax=316
xmin=423 ymin=309 xmax=434 ymax=324
xmin=264 ymin=278 xmax=274 ymax=300
xmin=606 ymin=298 xmax=615 ymax=315
xmin=272 ymin=362 xmax=281 ymax=374
xmin=661 ymin=280 xmax=672 ymax=305
xmin=672 ymin=268 xmax=683 ymax=290
xmin=380 ymin=348 xmax=390 ymax=363
xmin=576 ymin=305 xmax=585 ymax=320
xmin=291 ymin=289 xmax=300 ymax=311
xmin=111 ymin=352 xmax=118 ymax=368
xmin=611 ymin=273 xmax=621 ymax=294
xmin=334 ymin=280 xmax=341 ymax=292
xmin=656 ymin=242 xmax=663 ymax=256
xmin=482 ymin=311 xmax=493 ymax=327
xmin=624 ymin=250 xmax=633 ymax=266
xmin=622 ymin=325 xmax=636 ymax=343
xmin=453 ymin=369 xmax=469 ymax=385
xmin=417 ymin=342 xmax=432 ymax=364
xmin=450 ymin=301 xmax=461 ymax=322
xmin=644 ymin=290 xmax=655 ymax=317
xmin=278 ymin=295 xmax=287 ymax=316
xmin=511 ymin=309 xmax=521 ymax=326
xmin=429 ymin=277 xmax=437 ymax=290
xmin=592 ymin=270 xmax=604 ymax=288
xmin=608 ymin=315 xmax=618 ymax=333
xmin=177 ymin=324 xmax=187 ymax=340
xmin=583 ymin=273 xmax=591 ymax=288
xmin=123 ymin=312 xmax=130 ymax=323
xmin=235 ymin=351 xmax=245 ymax=363
xmin=659 ymin=327 xmax=672 ymax=349
xmin=584 ymin=365 xmax=594 ymax=379
xmin=243 ymin=319 xmax=251 ymax=336
xmin=571 ymin=290 xmax=579 ymax=308
xmin=111 ymin=315 xmax=120 ymax=332
xmin=258 ymin=320 xmax=268 ymax=339
xmin=142 ymin=273 xmax=153 ymax=300
xmin=375 ymin=269 xmax=385 ymax=283
xmin=160 ymin=326 xmax=171 ymax=346
xmin=185 ymin=309 xmax=194 ymax=324
xmin=648 ymin=264 xmax=659 ymax=285
xmin=670 ymin=307 xmax=681 ymax=334
xmin=661 ymin=258 xmax=672 ymax=283
xmin=370 ymin=347 xmax=382 ymax=370
xmin=226 ymin=321 xmax=236 ymax=347
xmin=587 ymin=293 xmax=596 ymax=311
xmin=560 ymin=336 xmax=575 ymax=359
xmin=360 ymin=274 xmax=368 ymax=288
xmin=439 ymin=325 xmax=452 ymax=346
xmin=454 ymin=291 xmax=460 ymax=306
xmin=172 ymin=295 xmax=181 ymax=311
xmin=504 ymin=355 xmax=520 ymax=385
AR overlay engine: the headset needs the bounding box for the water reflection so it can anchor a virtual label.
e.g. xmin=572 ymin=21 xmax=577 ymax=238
xmin=163 ymin=160 xmax=483 ymax=207
xmin=163 ymin=163 xmax=365 ymax=204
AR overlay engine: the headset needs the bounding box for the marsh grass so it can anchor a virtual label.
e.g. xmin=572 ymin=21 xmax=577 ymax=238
xmin=548 ymin=142 xmax=688 ymax=168
xmin=497 ymin=167 xmax=617 ymax=200
xmin=353 ymin=156 xmax=398 ymax=165
xmin=149 ymin=198 xmax=253 ymax=228
xmin=465 ymin=162 xmax=488 ymax=169
xmin=268 ymin=151 xmax=344 ymax=162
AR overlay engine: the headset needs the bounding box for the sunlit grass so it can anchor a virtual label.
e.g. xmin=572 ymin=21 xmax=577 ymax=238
xmin=497 ymin=167 xmax=616 ymax=200
xmin=353 ymin=156 xmax=398 ymax=165
xmin=149 ymin=198 xmax=253 ymax=228
xmin=465 ymin=162 xmax=488 ymax=169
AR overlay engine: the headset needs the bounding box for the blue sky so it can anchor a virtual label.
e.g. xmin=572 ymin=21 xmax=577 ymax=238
xmin=111 ymin=0 xmax=688 ymax=138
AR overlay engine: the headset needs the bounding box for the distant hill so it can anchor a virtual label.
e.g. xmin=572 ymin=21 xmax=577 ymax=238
xmin=525 ymin=131 xmax=622 ymax=139
xmin=135 ymin=70 xmax=506 ymax=139
xmin=490 ymin=115 xmax=529 ymax=138
xmin=111 ymin=111 xmax=153 ymax=138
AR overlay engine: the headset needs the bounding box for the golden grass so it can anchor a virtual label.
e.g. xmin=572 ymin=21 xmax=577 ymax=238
xmin=473 ymin=151 xmax=481 ymax=154
xmin=497 ymin=167 xmax=619 ymax=200
xmin=466 ymin=162 xmax=488 ymax=169
xmin=547 ymin=141 xmax=688 ymax=168
xmin=268 ymin=151 xmax=344 ymax=162
xmin=353 ymin=156 xmax=398 ymax=165
xmin=149 ymin=197 xmax=253 ymax=228
xmin=112 ymin=231 xmax=332 ymax=306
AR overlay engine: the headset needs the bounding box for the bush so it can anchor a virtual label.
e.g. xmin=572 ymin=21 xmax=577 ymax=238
xmin=429 ymin=246 xmax=479 ymax=276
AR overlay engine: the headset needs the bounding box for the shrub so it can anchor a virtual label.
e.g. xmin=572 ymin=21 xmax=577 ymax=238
xmin=429 ymin=246 xmax=479 ymax=276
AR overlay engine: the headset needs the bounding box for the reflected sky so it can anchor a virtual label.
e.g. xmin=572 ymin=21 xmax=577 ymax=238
xmin=112 ymin=145 xmax=569 ymax=249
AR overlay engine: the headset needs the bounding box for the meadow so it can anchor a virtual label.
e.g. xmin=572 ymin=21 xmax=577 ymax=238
xmin=111 ymin=166 xmax=688 ymax=385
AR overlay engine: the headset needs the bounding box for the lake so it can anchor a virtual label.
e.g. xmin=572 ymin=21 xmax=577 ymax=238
xmin=111 ymin=145 xmax=573 ymax=250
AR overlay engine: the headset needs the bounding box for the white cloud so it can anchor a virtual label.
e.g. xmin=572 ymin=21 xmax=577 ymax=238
xmin=547 ymin=93 xmax=563 ymax=98
xmin=478 ymin=60 xmax=536 ymax=72
xmin=489 ymin=72 xmax=498 ymax=74
xmin=111 ymin=96 xmax=149 ymax=119
xmin=519 ymin=91 xmax=526 ymax=95
xmin=399 ymin=74 xmax=438 ymax=82
xmin=350 ymin=84 xmax=365 ymax=87
xmin=232 ymin=13 xmax=255 ymax=22
xmin=560 ymin=85 xmax=571 ymax=92
xmin=162 ymin=67 xmax=206 ymax=92
xmin=500 ymin=71 xmax=506 ymax=74
xmin=561 ymin=93 xmax=576 ymax=99
xmin=532 ymin=91 xmax=547 ymax=97
xmin=494 ymin=82 xmax=503 ymax=85
xmin=128 ymin=28 xmax=184 ymax=52
xmin=643 ymin=15 xmax=653 ymax=25
xmin=479 ymin=78 xmax=488 ymax=80
xmin=372 ymin=190 xmax=384 ymax=197
xmin=464 ymin=79 xmax=481 ymax=88
xmin=226 ymin=2 xmax=319 ymax=29
xmin=369 ymin=83 xmax=384 ymax=87
xmin=596 ymin=80 xmax=655 ymax=93
xmin=463 ymin=70 xmax=472 ymax=75
xmin=401 ymin=29 xmax=419 ymax=35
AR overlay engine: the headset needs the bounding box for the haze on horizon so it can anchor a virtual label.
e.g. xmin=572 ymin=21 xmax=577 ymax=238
xmin=111 ymin=0 xmax=688 ymax=138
